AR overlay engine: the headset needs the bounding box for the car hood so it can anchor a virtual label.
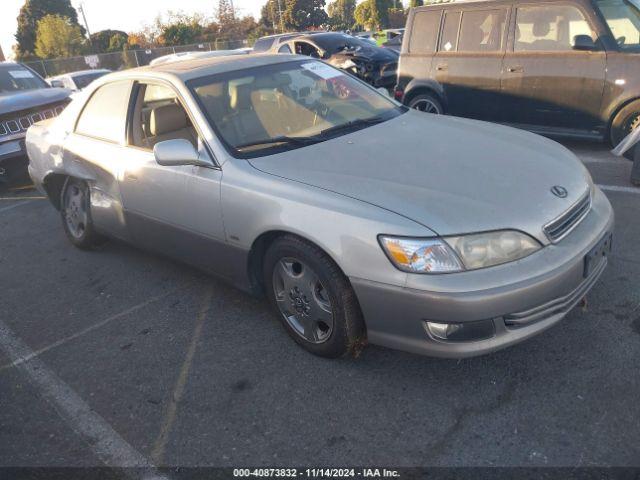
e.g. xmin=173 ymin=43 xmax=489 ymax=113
xmin=333 ymin=45 xmax=398 ymax=63
xmin=0 ymin=88 xmax=71 ymax=115
xmin=248 ymin=111 xmax=592 ymax=242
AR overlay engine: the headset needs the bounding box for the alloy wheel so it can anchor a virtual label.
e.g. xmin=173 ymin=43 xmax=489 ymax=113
xmin=411 ymin=99 xmax=441 ymax=114
xmin=63 ymin=183 xmax=88 ymax=239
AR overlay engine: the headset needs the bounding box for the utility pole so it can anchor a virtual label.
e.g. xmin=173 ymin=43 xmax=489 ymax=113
xmin=277 ymin=0 xmax=284 ymax=33
xmin=78 ymin=3 xmax=93 ymax=49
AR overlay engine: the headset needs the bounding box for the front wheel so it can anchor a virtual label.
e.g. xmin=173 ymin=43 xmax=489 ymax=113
xmin=263 ymin=235 xmax=366 ymax=358
xmin=408 ymin=93 xmax=444 ymax=115
xmin=610 ymin=100 xmax=640 ymax=160
xmin=60 ymin=177 xmax=104 ymax=249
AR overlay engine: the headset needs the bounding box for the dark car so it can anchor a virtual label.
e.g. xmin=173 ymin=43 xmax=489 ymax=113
xmin=270 ymin=32 xmax=399 ymax=90
xmin=252 ymin=31 xmax=327 ymax=53
xmin=396 ymin=0 xmax=640 ymax=147
xmin=0 ymin=62 xmax=70 ymax=188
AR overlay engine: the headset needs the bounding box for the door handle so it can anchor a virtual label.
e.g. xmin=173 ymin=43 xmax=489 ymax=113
xmin=506 ymin=66 xmax=524 ymax=73
xmin=436 ymin=64 xmax=448 ymax=71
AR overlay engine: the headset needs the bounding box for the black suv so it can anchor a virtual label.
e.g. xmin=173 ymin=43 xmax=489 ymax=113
xmin=396 ymin=0 xmax=640 ymax=147
xmin=1 ymin=62 xmax=70 ymax=188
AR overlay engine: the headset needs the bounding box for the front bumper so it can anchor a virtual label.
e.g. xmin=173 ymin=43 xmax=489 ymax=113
xmin=351 ymin=188 xmax=614 ymax=358
xmin=0 ymin=137 xmax=28 ymax=183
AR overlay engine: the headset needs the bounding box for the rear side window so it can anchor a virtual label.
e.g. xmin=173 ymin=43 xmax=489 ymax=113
xmin=439 ymin=11 xmax=461 ymax=52
xmin=75 ymin=81 xmax=131 ymax=143
xmin=458 ymin=9 xmax=507 ymax=52
xmin=409 ymin=11 xmax=442 ymax=54
xmin=253 ymin=38 xmax=274 ymax=52
xmin=515 ymin=5 xmax=595 ymax=51
xmin=278 ymin=44 xmax=293 ymax=54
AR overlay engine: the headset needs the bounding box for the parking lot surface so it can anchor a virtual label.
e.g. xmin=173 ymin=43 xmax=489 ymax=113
xmin=1 ymin=140 xmax=639 ymax=468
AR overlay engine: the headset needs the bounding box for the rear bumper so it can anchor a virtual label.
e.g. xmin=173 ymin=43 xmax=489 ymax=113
xmin=351 ymin=188 xmax=614 ymax=358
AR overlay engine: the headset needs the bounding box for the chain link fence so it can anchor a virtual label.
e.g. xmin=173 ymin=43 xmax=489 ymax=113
xmin=25 ymin=39 xmax=250 ymax=78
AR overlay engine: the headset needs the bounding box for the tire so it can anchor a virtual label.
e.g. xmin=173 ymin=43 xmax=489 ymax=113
xmin=263 ymin=235 xmax=366 ymax=358
xmin=610 ymin=100 xmax=640 ymax=160
xmin=60 ymin=177 xmax=105 ymax=250
xmin=408 ymin=92 xmax=444 ymax=115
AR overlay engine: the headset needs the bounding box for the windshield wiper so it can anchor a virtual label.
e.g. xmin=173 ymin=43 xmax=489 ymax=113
xmin=317 ymin=116 xmax=387 ymax=138
xmin=235 ymin=135 xmax=320 ymax=151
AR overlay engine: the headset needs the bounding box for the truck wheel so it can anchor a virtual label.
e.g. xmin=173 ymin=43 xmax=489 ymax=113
xmin=60 ymin=177 xmax=105 ymax=250
xmin=263 ymin=235 xmax=366 ymax=358
xmin=408 ymin=93 xmax=444 ymax=115
xmin=610 ymin=100 xmax=640 ymax=160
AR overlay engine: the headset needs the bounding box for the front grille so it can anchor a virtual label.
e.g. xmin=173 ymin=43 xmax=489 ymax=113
xmin=0 ymin=101 xmax=69 ymax=142
xmin=544 ymin=191 xmax=592 ymax=243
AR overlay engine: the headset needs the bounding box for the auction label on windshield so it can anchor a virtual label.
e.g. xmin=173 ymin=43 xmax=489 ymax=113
xmin=301 ymin=62 xmax=343 ymax=80
xmin=9 ymin=70 xmax=35 ymax=79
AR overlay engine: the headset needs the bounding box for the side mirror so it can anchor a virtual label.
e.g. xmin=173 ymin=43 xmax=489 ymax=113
xmin=50 ymin=80 xmax=65 ymax=88
xmin=573 ymin=35 xmax=597 ymax=51
xmin=154 ymin=139 xmax=211 ymax=167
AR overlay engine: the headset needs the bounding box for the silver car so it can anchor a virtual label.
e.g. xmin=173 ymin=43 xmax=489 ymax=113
xmin=26 ymin=54 xmax=614 ymax=359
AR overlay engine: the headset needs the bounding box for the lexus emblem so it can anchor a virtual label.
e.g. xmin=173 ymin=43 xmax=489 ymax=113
xmin=551 ymin=186 xmax=568 ymax=198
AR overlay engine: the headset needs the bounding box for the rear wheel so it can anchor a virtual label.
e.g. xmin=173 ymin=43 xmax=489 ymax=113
xmin=60 ymin=177 xmax=104 ymax=249
xmin=263 ymin=235 xmax=366 ymax=358
xmin=610 ymin=100 xmax=640 ymax=160
xmin=408 ymin=93 xmax=444 ymax=115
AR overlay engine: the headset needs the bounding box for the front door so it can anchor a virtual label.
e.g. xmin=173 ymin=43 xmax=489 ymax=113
xmin=117 ymin=82 xmax=226 ymax=272
xmin=433 ymin=8 xmax=509 ymax=122
xmin=501 ymin=3 xmax=607 ymax=133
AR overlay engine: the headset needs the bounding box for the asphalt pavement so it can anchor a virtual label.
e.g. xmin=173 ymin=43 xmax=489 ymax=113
xmin=0 ymin=140 xmax=639 ymax=469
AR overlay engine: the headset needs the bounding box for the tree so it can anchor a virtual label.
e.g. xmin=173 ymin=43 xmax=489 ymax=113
xmin=409 ymin=0 xmax=424 ymax=7
xmin=327 ymin=0 xmax=356 ymax=31
xmin=354 ymin=0 xmax=373 ymax=30
xmin=90 ymin=30 xmax=129 ymax=53
xmin=282 ymin=0 xmax=328 ymax=31
xmin=387 ymin=7 xmax=407 ymax=28
xmin=155 ymin=12 xmax=207 ymax=46
xmin=16 ymin=0 xmax=84 ymax=59
xmin=260 ymin=0 xmax=282 ymax=31
xmin=34 ymin=14 xmax=85 ymax=59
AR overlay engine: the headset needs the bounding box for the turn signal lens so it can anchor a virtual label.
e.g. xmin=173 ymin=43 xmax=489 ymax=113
xmin=379 ymin=236 xmax=464 ymax=273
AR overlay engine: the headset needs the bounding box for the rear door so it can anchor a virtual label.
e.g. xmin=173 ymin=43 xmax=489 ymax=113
xmin=433 ymin=7 xmax=509 ymax=121
xmin=501 ymin=2 xmax=607 ymax=132
xmin=63 ymin=80 xmax=133 ymax=240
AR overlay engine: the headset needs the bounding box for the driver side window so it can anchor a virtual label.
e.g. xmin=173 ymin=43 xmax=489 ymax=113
xmin=278 ymin=44 xmax=292 ymax=54
xmin=294 ymin=41 xmax=321 ymax=58
xmin=130 ymin=83 xmax=199 ymax=151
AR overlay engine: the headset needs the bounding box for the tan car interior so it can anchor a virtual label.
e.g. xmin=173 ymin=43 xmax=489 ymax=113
xmin=131 ymin=84 xmax=198 ymax=150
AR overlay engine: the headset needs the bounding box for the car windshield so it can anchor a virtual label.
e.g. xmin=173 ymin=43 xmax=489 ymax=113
xmin=73 ymin=71 xmax=109 ymax=90
xmin=0 ymin=64 xmax=48 ymax=93
xmin=189 ymin=60 xmax=405 ymax=158
xmin=595 ymin=0 xmax=640 ymax=50
xmin=312 ymin=34 xmax=374 ymax=54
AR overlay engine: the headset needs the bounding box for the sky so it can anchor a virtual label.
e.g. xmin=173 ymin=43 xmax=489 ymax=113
xmin=0 ymin=0 xmax=266 ymax=60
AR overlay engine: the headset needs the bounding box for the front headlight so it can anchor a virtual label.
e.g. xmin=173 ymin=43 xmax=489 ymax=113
xmin=379 ymin=236 xmax=464 ymax=273
xmin=380 ymin=231 xmax=541 ymax=274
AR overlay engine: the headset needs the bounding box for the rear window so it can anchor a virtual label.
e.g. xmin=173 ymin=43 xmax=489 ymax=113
xmin=75 ymin=81 xmax=131 ymax=143
xmin=458 ymin=9 xmax=507 ymax=52
xmin=409 ymin=10 xmax=442 ymax=54
xmin=0 ymin=65 xmax=48 ymax=93
xmin=439 ymin=11 xmax=461 ymax=52
xmin=253 ymin=37 xmax=275 ymax=52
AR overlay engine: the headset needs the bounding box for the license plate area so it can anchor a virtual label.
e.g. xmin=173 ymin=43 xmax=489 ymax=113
xmin=584 ymin=232 xmax=612 ymax=278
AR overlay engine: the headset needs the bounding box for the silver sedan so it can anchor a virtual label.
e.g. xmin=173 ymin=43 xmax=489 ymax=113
xmin=26 ymin=54 xmax=614 ymax=358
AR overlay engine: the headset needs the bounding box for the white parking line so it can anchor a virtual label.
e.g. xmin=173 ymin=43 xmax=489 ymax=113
xmin=0 ymin=201 xmax=31 ymax=213
xmin=0 ymin=319 xmax=166 ymax=477
xmin=0 ymin=288 xmax=186 ymax=373
xmin=597 ymin=184 xmax=640 ymax=195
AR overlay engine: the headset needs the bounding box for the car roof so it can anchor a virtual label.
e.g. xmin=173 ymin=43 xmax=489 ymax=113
xmin=104 ymin=54 xmax=307 ymax=83
xmin=53 ymin=69 xmax=110 ymax=79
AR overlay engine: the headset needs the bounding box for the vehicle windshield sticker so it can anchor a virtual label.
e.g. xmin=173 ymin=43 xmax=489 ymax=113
xmin=9 ymin=70 xmax=35 ymax=79
xmin=444 ymin=42 xmax=453 ymax=52
xmin=301 ymin=62 xmax=342 ymax=80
